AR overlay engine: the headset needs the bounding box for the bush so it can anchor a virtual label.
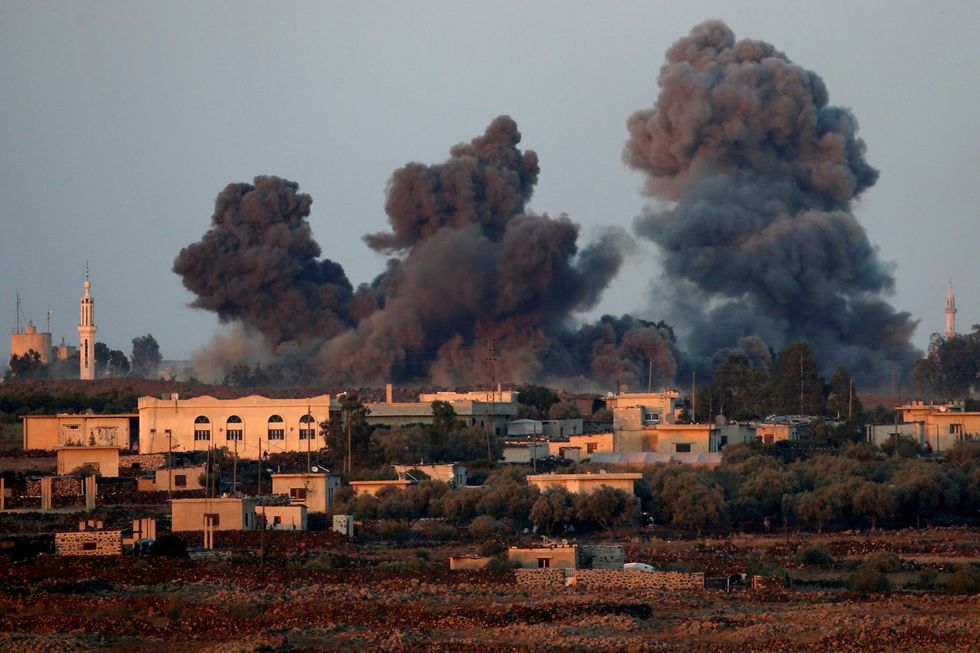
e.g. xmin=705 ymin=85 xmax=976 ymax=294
xmin=417 ymin=520 xmax=457 ymax=541
xmin=792 ymin=543 xmax=834 ymax=567
xmin=863 ymin=551 xmax=901 ymax=573
xmin=376 ymin=520 xmax=410 ymax=543
xmin=467 ymin=514 xmax=500 ymax=540
xmin=480 ymin=540 xmax=506 ymax=557
xmin=847 ymin=562 xmax=890 ymax=592
xmin=149 ymin=534 xmax=188 ymax=558
xmin=917 ymin=568 xmax=938 ymax=590
xmin=944 ymin=566 xmax=980 ymax=594
xmin=485 ymin=555 xmax=520 ymax=570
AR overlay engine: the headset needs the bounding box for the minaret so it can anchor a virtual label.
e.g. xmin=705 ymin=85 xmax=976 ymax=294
xmin=944 ymin=281 xmax=957 ymax=339
xmin=78 ymin=269 xmax=97 ymax=380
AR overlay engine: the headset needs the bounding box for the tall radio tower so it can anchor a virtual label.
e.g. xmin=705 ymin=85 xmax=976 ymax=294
xmin=944 ymin=281 xmax=957 ymax=339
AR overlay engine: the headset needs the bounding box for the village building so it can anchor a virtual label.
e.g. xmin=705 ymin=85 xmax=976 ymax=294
xmin=22 ymin=413 xmax=136 ymax=451
xmin=867 ymin=400 xmax=980 ymax=453
xmin=508 ymin=544 xmax=579 ymax=569
xmin=170 ymin=497 xmax=257 ymax=532
xmin=137 ymin=394 xmax=337 ymax=459
xmin=56 ymin=445 xmax=120 ymax=477
xmin=526 ymin=471 xmax=642 ymax=496
xmin=390 ymin=463 xmax=467 ymax=486
xmin=271 ymin=472 xmax=341 ymax=512
xmin=349 ymin=479 xmax=415 ymax=496
xmin=501 ymin=441 xmax=551 ymax=464
xmin=507 ymin=418 xmax=584 ymax=438
xmin=255 ymin=503 xmax=307 ymax=530
xmin=55 ymin=520 xmax=122 ymax=556
xmin=149 ymin=465 xmax=207 ymax=492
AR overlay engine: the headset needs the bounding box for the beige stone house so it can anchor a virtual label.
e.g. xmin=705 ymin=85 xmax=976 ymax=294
xmin=56 ymin=446 xmax=120 ymax=477
xmin=170 ymin=497 xmax=257 ymax=532
xmin=526 ymin=472 xmax=642 ymax=496
xmin=23 ymin=414 xmax=136 ymax=450
xmin=271 ymin=472 xmax=341 ymax=512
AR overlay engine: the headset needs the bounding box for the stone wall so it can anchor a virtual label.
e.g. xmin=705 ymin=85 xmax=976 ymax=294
xmin=120 ymin=453 xmax=167 ymax=472
xmin=579 ymin=544 xmax=624 ymax=570
xmin=513 ymin=568 xmax=705 ymax=592
xmin=54 ymin=530 xmax=122 ymax=556
xmin=571 ymin=569 xmax=704 ymax=592
xmin=26 ymin=477 xmax=82 ymax=497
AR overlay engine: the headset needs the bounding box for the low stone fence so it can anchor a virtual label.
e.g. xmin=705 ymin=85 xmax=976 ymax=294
xmin=26 ymin=477 xmax=82 ymax=497
xmin=571 ymin=569 xmax=705 ymax=592
xmin=120 ymin=454 xmax=167 ymax=472
xmin=515 ymin=568 xmax=566 ymax=591
xmin=514 ymin=568 xmax=705 ymax=592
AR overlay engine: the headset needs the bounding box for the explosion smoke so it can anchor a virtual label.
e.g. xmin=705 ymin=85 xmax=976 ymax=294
xmin=624 ymin=20 xmax=919 ymax=383
xmin=176 ymin=117 xmax=669 ymax=389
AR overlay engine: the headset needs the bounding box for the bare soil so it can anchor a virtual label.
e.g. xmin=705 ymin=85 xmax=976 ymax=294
xmin=0 ymin=529 xmax=977 ymax=652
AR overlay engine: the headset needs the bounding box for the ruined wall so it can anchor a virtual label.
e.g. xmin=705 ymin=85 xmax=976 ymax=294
xmin=514 ymin=568 xmax=567 ymax=591
xmin=54 ymin=531 xmax=122 ymax=556
xmin=578 ymin=545 xmax=625 ymax=570
xmin=120 ymin=453 xmax=167 ymax=472
xmin=513 ymin=568 xmax=705 ymax=592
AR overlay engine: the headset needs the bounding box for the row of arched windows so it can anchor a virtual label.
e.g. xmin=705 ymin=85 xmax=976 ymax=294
xmin=192 ymin=414 xmax=319 ymax=442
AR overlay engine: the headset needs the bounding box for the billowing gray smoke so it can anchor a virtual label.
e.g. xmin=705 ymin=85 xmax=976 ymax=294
xmin=176 ymin=117 xmax=668 ymax=389
xmin=624 ymin=20 xmax=918 ymax=384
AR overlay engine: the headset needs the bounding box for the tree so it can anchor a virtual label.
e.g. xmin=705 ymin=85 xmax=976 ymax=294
xmin=131 ymin=334 xmax=162 ymax=377
xmin=4 ymin=350 xmax=49 ymax=382
xmin=574 ymin=486 xmax=638 ymax=534
xmin=912 ymin=327 xmax=980 ymax=399
xmin=326 ymin=393 xmax=373 ymax=473
xmin=851 ymin=481 xmax=894 ymax=529
xmin=767 ymin=342 xmax=826 ymax=415
xmin=796 ymin=487 xmax=842 ymax=533
xmin=530 ymin=488 xmax=575 ymax=534
xmin=547 ymin=402 xmax=581 ymax=420
xmin=668 ymin=482 xmax=726 ymax=537
xmin=826 ymin=366 xmax=862 ymax=423
xmin=517 ymin=385 xmax=559 ymax=418
xmin=95 ymin=342 xmax=130 ymax=377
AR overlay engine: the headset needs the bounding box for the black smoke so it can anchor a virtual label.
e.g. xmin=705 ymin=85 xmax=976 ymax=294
xmin=624 ymin=20 xmax=919 ymax=384
xmin=176 ymin=117 xmax=668 ymax=389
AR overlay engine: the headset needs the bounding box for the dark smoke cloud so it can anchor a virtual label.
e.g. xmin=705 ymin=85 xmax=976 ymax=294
xmin=176 ymin=118 xmax=662 ymax=389
xmin=624 ymin=20 xmax=919 ymax=384
xmin=173 ymin=176 xmax=356 ymax=345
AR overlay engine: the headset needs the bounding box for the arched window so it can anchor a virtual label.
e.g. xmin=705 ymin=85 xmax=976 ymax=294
xmin=226 ymin=415 xmax=243 ymax=441
xmin=268 ymin=414 xmax=285 ymax=440
xmin=299 ymin=413 xmax=316 ymax=440
xmin=194 ymin=416 xmax=211 ymax=441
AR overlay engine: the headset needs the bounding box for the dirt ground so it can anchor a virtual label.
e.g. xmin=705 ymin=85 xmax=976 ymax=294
xmin=0 ymin=529 xmax=977 ymax=652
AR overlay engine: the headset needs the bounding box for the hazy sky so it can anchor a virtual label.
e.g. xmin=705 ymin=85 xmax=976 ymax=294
xmin=1 ymin=0 xmax=977 ymax=365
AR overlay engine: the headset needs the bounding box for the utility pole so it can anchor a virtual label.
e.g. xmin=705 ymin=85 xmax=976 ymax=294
xmin=799 ymin=352 xmax=804 ymax=415
xmin=486 ymin=335 xmax=496 ymax=464
xmin=257 ymin=438 xmax=262 ymax=496
xmin=205 ymin=444 xmax=212 ymax=498
xmin=691 ymin=370 xmax=696 ymax=423
xmin=848 ymin=379 xmax=854 ymax=423
xmin=306 ymin=401 xmax=313 ymax=473
xmin=346 ymin=404 xmax=353 ymax=475
xmin=233 ymin=438 xmax=238 ymax=495
xmin=647 ymin=357 xmax=653 ymax=393
xmin=166 ymin=429 xmax=173 ymax=503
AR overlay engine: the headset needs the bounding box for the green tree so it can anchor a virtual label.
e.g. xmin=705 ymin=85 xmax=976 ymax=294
xmin=95 ymin=342 xmax=130 ymax=377
xmin=851 ymin=481 xmax=894 ymax=529
xmin=131 ymin=334 xmax=162 ymax=377
xmin=517 ymin=384 xmax=559 ymax=418
xmin=547 ymin=402 xmax=581 ymax=420
xmin=668 ymin=482 xmax=725 ymax=537
xmin=767 ymin=342 xmax=826 ymax=415
xmin=326 ymin=392 xmax=373 ymax=473
xmin=4 ymin=350 xmax=50 ymax=382
xmin=574 ymin=485 xmax=638 ymax=534
xmin=796 ymin=487 xmax=842 ymax=533
xmin=826 ymin=366 xmax=862 ymax=422
xmin=529 ymin=487 xmax=575 ymax=534
xmin=912 ymin=327 xmax=980 ymax=398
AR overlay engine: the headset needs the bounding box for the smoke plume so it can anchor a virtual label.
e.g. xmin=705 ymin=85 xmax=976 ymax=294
xmin=624 ymin=20 xmax=919 ymax=383
xmin=176 ymin=117 xmax=667 ymax=389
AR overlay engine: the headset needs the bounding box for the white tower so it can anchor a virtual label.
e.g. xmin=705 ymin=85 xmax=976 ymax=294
xmin=78 ymin=272 xmax=97 ymax=380
xmin=944 ymin=281 xmax=957 ymax=339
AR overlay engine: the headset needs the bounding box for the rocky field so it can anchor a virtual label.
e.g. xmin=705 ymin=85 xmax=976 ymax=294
xmin=0 ymin=529 xmax=977 ymax=652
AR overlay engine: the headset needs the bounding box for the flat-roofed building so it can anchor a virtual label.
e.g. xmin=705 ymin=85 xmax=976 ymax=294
xmin=22 ymin=414 xmax=136 ymax=451
xmin=391 ymin=463 xmax=467 ymax=486
xmin=546 ymin=433 xmax=614 ymax=459
xmin=349 ymin=479 xmax=414 ymax=496
xmin=138 ymin=394 xmax=337 ymax=459
xmin=508 ymin=544 xmax=578 ymax=569
xmin=170 ymin=497 xmax=257 ymax=532
xmin=365 ymin=399 xmax=516 ymax=435
xmin=527 ymin=472 xmax=642 ymax=496
xmin=271 ymin=472 xmax=341 ymax=512
xmin=56 ymin=446 xmax=120 ymax=477
xmin=256 ymin=504 xmax=307 ymax=530
xmin=896 ymin=400 xmax=980 ymax=453
xmin=153 ymin=465 xmax=206 ymax=492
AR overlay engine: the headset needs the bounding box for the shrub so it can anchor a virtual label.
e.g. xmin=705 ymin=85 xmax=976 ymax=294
xmin=917 ymin=568 xmax=938 ymax=590
xmin=149 ymin=534 xmax=188 ymax=558
xmin=847 ymin=562 xmax=890 ymax=592
xmin=467 ymin=514 xmax=500 ymax=540
xmin=792 ymin=543 xmax=834 ymax=567
xmin=863 ymin=551 xmax=901 ymax=573
xmin=480 ymin=540 xmax=506 ymax=557
xmin=485 ymin=555 xmax=520 ymax=570
xmin=418 ymin=520 xmax=456 ymax=541
xmin=165 ymin=595 xmax=186 ymax=618
xmin=377 ymin=520 xmax=411 ymax=543
xmin=944 ymin=566 xmax=980 ymax=594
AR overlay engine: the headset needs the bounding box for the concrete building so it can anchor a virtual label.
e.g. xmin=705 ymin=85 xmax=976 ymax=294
xmin=508 ymin=544 xmax=578 ymax=569
xmin=9 ymin=322 xmax=53 ymax=364
xmin=610 ymin=388 xmax=687 ymax=452
xmin=507 ymin=418 xmax=584 ymax=438
xmin=271 ymin=472 xmax=341 ymax=512
xmin=255 ymin=504 xmax=307 ymax=530
xmin=77 ymin=276 xmax=96 ymax=380
xmin=366 ymin=399 xmax=516 ymax=435
xmin=56 ymin=446 xmax=120 ymax=477
xmin=527 ymin=472 xmax=642 ymax=496
xmin=590 ymin=451 xmax=723 ymax=468
xmin=349 ymin=479 xmax=414 ymax=496
xmin=137 ymin=394 xmax=337 ymax=459
xmin=152 ymin=465 xmax=206 ymax=492
xmin=170 ymin=497 xmax=257 ymax=532
xmin=391 ymin=463 xmax=467 ymax=486
xmin=892 ymin=400 xmax=980 ymax=453
xmin=545 ymin=433 xmax=614 ymax=458
xmin=22 ymin=413 xmax=136 ymax=450
xmin=502 ymin=441 xmax=550 ymax=464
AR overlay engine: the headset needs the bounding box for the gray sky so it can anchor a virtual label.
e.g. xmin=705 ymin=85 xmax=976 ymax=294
xmin=1 ymin=0 xmax=977 ymax=365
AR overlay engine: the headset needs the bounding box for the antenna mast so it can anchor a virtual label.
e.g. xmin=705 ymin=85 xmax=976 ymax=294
xmin=486 ymin=335 xmax=496 ymax=464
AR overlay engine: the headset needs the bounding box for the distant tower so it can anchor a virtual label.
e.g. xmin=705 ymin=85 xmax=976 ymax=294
xmin=944 ymin=281 xmax=957 ymax=339
xmin=78 ymin=270 xmax=97 ymax=380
